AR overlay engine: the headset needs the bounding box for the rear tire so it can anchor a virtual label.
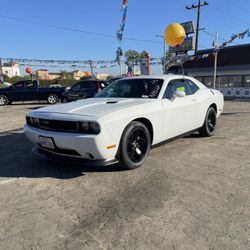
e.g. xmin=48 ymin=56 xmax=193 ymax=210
xmin=0 ymin=95 xmax=8 ymax=106
xmin=198 ymin=107 xmax=217 ymax=137
xmin=119 ymin=121 xmax=151 ymax=170
xmin=47 ymin=94 xmax=58 ymax=104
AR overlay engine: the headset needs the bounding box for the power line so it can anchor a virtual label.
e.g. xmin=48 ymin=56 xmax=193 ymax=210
xmin=0 ymin=14 xmax=161 ymax=44
xmin=186 ymin=1 xmax=209 ymax=55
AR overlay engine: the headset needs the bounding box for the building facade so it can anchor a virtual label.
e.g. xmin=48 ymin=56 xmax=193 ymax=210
xmin=2 ymin=62 xmax=21 ymax=77
xmin=168 ymin=44 xmax=250 ymax=98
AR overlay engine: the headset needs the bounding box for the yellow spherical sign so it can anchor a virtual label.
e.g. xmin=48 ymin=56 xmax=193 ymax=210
xmin=164 ymin=23 xmax=186 ymax=47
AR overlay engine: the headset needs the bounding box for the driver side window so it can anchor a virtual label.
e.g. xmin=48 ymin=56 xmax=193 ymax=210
xmin=163 ymin=79 xmax=191 ymax=99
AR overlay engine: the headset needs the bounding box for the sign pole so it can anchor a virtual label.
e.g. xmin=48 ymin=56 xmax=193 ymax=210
xmin=213 ymin=30 xmax=218 ymax=89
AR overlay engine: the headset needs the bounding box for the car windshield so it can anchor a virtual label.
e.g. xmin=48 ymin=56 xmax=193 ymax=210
xmin=96 ymin=78 xmax=163 ymax=99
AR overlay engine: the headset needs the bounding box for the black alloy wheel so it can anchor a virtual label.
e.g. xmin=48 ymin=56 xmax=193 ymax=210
xmin=199 ymin=107 xmax=217 ymax=137
xmin=119 ymin=121 xmax=151 ymax=170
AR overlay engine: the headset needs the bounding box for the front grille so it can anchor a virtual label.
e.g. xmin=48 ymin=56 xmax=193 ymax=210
xmin=39 ymin=119 xmax=78 ymax=132
xmin=27 ymin=117 xmax=79 ymax=133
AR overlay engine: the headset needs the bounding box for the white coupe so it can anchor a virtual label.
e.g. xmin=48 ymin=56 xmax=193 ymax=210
xmin=24 ymin=75 xmax=224 ymax=169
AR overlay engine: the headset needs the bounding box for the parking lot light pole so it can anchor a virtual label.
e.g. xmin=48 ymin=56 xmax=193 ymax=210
xmin=156 ymin=35 xmax=166 ymax=74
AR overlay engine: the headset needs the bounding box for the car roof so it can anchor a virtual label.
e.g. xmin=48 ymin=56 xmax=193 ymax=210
xmin=118 ymin=74 xmax=206 ymax=89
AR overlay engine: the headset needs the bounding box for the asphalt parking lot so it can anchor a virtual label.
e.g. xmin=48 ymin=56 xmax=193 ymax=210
xmin=0 ymin=101 xmax=250 ymax=250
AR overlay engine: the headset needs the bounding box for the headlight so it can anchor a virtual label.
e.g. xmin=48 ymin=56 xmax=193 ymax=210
xmin=79 ymin=121 xmax=100 ymax=134
xmin=26 ymin=116 xmax=39 ymax=127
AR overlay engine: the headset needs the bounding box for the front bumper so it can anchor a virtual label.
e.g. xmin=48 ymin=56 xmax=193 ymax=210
xmin=32 ymin=147 xmax=119 ymax=166
xmin=24 ymin=124 xmax=119 ymax=161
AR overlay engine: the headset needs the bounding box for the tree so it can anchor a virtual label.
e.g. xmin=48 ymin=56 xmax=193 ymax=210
xmin=140 ymin=51 xmax=150 ymax=59
xmin=125 ymin=50 xmax=140 ymax=63
xmin=58 ymin=70 xmax=72 ymax=79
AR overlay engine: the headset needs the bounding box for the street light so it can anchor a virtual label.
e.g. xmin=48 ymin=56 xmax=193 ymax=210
xmin=156 ymin=34 xmax=166 ymax=74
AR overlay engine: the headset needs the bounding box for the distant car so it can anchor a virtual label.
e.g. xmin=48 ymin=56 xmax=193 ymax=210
xmin=0 ymin=80 xmax=65 ymax=106
xmin=61 ymin=80 xmax=107 ymax=103
xmin=106 ymin=77 xmax=124 ymax=85
xmin=24 ymin=75 xmax=224 ymax=170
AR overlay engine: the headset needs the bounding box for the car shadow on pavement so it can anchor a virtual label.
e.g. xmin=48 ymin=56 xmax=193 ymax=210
xmin=0 ymin=130 xmax=124 ymax=179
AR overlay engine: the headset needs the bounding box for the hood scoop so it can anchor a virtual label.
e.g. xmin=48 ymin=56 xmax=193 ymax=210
xmin=106 ymin=101 xmax=118 ymax=104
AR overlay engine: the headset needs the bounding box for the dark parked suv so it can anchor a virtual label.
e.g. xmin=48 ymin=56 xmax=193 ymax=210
xmin=61 ymin=80 xmax=107 ymax=103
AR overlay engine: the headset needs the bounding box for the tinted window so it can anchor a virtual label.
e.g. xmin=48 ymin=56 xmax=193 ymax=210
xmin=96 ymin=78 xmax=163 ymax=99
xmin=25 ymin=81 xmax=35 ymax=89
xmin=71 ymin=83 xmax=81 ymax=91
xmin=79 ymin=81 xmax=96 ymax=89
xmin=13 ymin=82 xmax=24 ymax=89
xmin=186 ymin=80 xmax=199 ymax=94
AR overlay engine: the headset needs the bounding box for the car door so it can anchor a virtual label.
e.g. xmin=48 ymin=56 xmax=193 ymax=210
xmin=79 ymin=81 xmax=97 ymax=98
xmin=67 ymin=82 xmax=82 ymax=101
xmin=9 ymin=81 xmax=25 ymax=101
xmin=162 ymin=79 xmax=199 ymax=140
xmin=22 ymin=81 xmax=38 ymax=101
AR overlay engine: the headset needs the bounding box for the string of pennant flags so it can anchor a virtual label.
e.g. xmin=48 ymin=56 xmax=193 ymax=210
xmin=219 ymin=28 xmax=250 ymax=49
xmin=2 ymin=28 xmax=249 ymax=71
xmin=1 ymin=58 xmax=117 ymax=65
xmin=117 ymin=0 xmax=128 ymax=42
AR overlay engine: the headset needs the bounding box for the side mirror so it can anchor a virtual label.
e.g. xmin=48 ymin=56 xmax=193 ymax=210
xmin=174 ymin=90 xmax=186 ymax=98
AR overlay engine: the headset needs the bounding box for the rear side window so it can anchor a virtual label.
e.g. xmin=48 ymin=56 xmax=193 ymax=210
xmin=71 ymin=83 xmax=81 ymax=91
xmin=79 ymin=81 xmax=96 ymax=90
xmin=186 ymin=80 xmax=199 ymax=94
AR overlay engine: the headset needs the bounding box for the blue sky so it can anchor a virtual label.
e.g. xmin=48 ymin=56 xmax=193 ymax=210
xmin=0 ymin=0 xmax=250 ymax=75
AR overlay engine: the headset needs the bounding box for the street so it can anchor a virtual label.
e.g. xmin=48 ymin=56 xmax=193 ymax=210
xmin=0 ymin=101 xmax=250 ymax=249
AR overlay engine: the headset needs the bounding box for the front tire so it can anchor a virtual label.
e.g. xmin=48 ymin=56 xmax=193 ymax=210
xmin=198 ymin=107 xmax=217 ymax=137
xmin=47 ymin=94 xmax=58 ymax=104
xmin=0 ymin=95 xmax=8 ymax=106
xmin=62 ymin=97 xmax=68 ymax=103
xmin=119 ymin=121 xmax=151 ymax=170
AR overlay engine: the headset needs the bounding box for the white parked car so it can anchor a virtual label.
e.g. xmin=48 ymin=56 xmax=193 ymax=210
xmin=24 ymin=75 xmax=224 ymax=169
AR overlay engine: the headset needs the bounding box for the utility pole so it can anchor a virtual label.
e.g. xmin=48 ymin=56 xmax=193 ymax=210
xmin=0 ymin=58 xmax=3 ymax=83
xmin=156 ymin=34 xmax=166 ymax=74
xmin=213 ymin=30 xmax=219 ymax=89
xmin=186 ymin=0 xmax=209 ymax=55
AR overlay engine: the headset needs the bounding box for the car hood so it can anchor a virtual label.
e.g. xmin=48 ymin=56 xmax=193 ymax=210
xmin=31 ymin=98 xmax=156 ymax=118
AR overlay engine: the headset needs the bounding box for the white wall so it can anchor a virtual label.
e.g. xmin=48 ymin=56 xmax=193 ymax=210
xmin=2 ymin=65 xmax=21 ymax=77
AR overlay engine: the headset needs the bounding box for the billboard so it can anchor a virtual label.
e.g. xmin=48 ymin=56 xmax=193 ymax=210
xmin=181 ymin=21 xmax=195 ymax=35
xmin=169 ymin=37 xmax=195 ymax=53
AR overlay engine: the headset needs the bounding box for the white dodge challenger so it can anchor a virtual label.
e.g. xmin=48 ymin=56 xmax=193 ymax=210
xmin=24 ymin=75 xmax=224 ymax=169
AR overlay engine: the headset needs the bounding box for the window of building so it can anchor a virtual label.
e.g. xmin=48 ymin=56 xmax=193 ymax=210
xmin=217 ymin=76 xmax=228 ymax=87
xmin=244 ymin=75 xmax=250 ymax=87
xmin=203 ymin=76 xmax=213 ymax=87
xmin=228 ymin=75 xmax=243 ymax=87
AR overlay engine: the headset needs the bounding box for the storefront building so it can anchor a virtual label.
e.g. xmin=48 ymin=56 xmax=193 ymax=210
xmin=168 ymin=44 xmax=250 ymax=98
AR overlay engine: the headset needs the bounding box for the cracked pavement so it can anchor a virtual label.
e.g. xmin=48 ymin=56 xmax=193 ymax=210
xmin=0 ymin=101 xmax=250 ymax=249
